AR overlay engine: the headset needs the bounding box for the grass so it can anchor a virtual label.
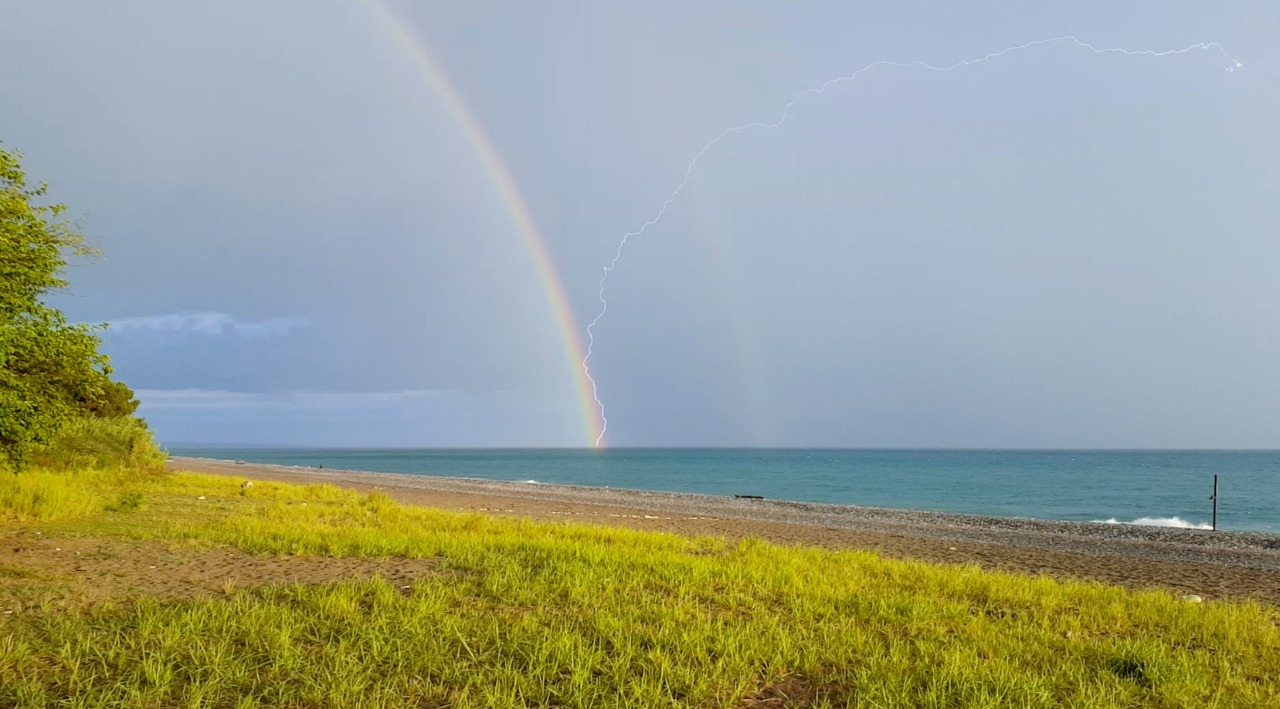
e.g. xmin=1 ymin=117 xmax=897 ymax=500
xmin=31 ymin=416 xmax=168 ymax=473
xmin=0 ymin=469 xmax=1278 ymax=707
xmin=0 ymin=467 xmax=116 ymax=521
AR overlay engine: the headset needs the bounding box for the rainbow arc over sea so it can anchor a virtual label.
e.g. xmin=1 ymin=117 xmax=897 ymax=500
xmin=363 ymin=0 xmax=605 ymax=447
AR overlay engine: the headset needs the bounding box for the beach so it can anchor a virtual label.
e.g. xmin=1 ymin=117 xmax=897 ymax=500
xmin=171 ymin=456 xmax=1280 ymax=604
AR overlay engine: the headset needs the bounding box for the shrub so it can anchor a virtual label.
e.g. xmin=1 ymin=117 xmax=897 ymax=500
xmin=107 ymin=490 xmax=144 ymax=512
xmin=33 ymin=416 xmax=166 ymax=472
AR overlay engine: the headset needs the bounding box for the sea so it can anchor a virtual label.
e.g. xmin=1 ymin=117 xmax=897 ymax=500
xmin=169 ymin=448 xmax=1280 ymax=533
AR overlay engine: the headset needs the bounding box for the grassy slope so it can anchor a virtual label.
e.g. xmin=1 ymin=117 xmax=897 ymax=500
xmin=1 ymin=469 xmax=1278 ymax=708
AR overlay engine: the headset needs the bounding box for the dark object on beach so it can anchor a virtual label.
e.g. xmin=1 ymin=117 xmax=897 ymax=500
xmin=1210 ymin=474 xmax=1218 ymax=531
xmin=235 ymin=460 xmax=246 ymax=465
xmin=734 ymin=494 xmax=764 ymax=500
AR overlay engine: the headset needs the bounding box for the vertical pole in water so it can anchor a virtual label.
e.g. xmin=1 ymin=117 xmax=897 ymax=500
xmin=1211 ymin=474 xmax=1218 ymax=532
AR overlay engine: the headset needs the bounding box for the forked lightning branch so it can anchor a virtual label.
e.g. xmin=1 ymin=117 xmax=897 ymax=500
xmin=580 ymin=35 xmax=1243 ymax=447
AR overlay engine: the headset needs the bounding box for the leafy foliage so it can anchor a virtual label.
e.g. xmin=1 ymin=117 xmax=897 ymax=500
xmin=76 ymin=378 xmax=140 ymax=419
xmin=0 ymin=144 xmax=146 ymax=471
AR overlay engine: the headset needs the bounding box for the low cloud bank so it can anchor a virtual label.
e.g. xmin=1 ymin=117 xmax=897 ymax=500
xmin=107 ymin=312 xmax=310 ymax=339
xmin=134 ymin=389 xmax=441 ymax=410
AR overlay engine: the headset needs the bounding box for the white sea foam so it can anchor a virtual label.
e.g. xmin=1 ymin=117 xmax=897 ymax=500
xmin=1092 ymin=516 xmax=1213 ymax=530
xmin=522 ymin=479 xmax=540 ymax=484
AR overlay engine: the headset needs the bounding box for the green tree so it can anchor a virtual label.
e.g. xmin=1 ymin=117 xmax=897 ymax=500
xmin=0 ymin=145 xmax=128 ymax=470
xmin=78 ymin=378 xmax=140 ymax=419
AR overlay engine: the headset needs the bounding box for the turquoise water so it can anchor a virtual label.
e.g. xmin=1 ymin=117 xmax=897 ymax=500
xmin=171 ymin=448 xmax=1280 ymax=532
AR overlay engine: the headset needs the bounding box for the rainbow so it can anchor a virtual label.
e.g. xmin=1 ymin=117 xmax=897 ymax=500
xmin=362 ymin=0 xmax=605 ymax=447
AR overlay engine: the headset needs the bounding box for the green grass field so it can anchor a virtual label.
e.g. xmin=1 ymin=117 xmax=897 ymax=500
xmin=1 ymin=468 xmax=1277 ymax=707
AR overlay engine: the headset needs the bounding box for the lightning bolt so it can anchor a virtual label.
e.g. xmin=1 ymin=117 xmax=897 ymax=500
xmin=581 ymin=35 xmax=1243 ymax=448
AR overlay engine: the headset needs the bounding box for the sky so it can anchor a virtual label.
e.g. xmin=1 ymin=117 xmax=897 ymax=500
xmin=2 ymin=1 xmax=1278 ymax=448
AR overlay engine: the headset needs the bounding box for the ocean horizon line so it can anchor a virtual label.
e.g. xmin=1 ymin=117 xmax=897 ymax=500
xmin=167 ymin=444 xmax=1280 ymax=453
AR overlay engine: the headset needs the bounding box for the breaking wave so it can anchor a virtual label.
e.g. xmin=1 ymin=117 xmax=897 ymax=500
xmin=1092 ymin=516 xmax=1212 ymax=530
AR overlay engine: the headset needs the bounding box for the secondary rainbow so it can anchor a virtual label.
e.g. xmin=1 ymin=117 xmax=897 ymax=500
xmin=362 ymin=0 xmax=605 ymax=447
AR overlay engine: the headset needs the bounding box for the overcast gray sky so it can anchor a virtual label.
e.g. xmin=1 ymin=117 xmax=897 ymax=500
xmin=3 ymin=1 xmax=1277 ymax=447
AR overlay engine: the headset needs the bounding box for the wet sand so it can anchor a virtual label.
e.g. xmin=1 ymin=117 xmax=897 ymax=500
xmin=170 ymin=456 xmax=1280 ymax=604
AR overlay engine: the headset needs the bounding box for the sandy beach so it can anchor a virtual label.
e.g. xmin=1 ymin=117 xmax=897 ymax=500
xmin=170 ymin=456 xmax=1280 ymax=604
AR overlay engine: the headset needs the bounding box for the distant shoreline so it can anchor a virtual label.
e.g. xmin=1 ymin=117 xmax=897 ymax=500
xmin=169 ymin=456 xmax=1280 ymax=603
xmin=167 ymin=447 xmax=1280 ymax=534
